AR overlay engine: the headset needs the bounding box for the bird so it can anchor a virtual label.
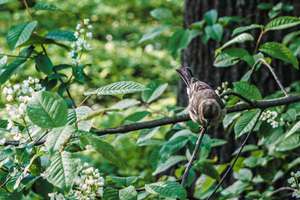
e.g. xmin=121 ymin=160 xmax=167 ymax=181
xmin=176 ymin=66 xmax=224 ymax=127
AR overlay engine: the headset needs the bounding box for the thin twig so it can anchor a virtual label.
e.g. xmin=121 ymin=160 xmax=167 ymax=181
xmin=181 ymin=125 xmax=207 ymax=186
xmin=269 ymin=187 xmax=297 ymax=196
xmin=260 ymin=59 xmax=288 ymax=96
xmin=255 ymin=29 xmax=264 ymax=52
xmin=206 ymin=110 xmax=263 ymax=200
xmin=22 ymin=0 xmax=32 ymax=19
xmin=21 ymin=116 xmax=33 ymax=141
xmin=0 ymin=53 xmax=34 ymax=59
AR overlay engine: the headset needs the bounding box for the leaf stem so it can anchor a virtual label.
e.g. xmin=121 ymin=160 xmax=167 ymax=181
xmin=260 ymin=59 xmax=288 ymax=96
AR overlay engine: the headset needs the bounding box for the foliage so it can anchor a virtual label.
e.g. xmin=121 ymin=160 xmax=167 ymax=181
xmin=0 ymin=1 xmax=299 ymax=200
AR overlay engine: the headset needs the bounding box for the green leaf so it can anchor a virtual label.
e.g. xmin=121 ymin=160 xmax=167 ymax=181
xmin=205 ymin=24 xmax=223 ymax=42
xmin=0 ymin=0 xmax=15 ymax=5
xmin=150 ymin=8 xmax=173 ymax=21
xmin=35 ymin=54 xmax=53 ymax=75
xmin=214 ymin=52 xmax=239 ymax=67
xmin=285 ymin=121 xmax=300 ymax=138
xmin=103 ymin=187 xmax=120 ymax=200
xmin=259 ymin=42 xmax=299 ymax=69
xmin=76 ymin=106 xmax=93 ymax=131
xmin=233 ymin=81 xmax=262 ymax=100
xmin=159 ymin=134 xmax=190 ymax=159
xmin=80 ymin=134 xmax=125 ymax=167
xmin=46 ymin=30 xmax=76 ymax=42
xmin=109 ymin=176 xmax=138 ymax=187
xmin=142 ymin=82 xmax=168 ymax=103
xmin=145 ymin=181 xmax=187 ymax=200
xmin=119 ymin=186 xmax=137 ymax=200
xmin=276 ymin=133 xmax=300 ymax=151
xmin=84 ymin=81 xmax=147 ymax=96
xmin=232 ymin=24 xmax=263 ymax=36
xmin=223 ymin=48 xmax=254 ymax=66
xmin=27 ymin=91 xmax=68 ymax=128
xmin=139 ymin=26 xmax=168 ymax=43
xmin=234 ymin=168 xmax=253 ymax=182
xmin=45 ymin=126 xmax=74 ymax=153
xmin=110 ymin=99 xmax=140 ymax=110
xmin=33 ymin=2 xmax=58 ymax=11
xmin=265 ymin=16 xmax=300 ymax=32
xmin=44 ymin=151 xmax=78 ymax=189
xmin=168 ymin=29 xmax=199 ymax=57
xmin=125 ymin=111 xmax=150 ymax=122
xmin=0 ymin=46 xmax=33 ymax=84
xmin=7 ymin=21 xmax=38 ymax=49
xmin=153 ymin=156 xmax=186 ymax=176
xmin=234 ymin=110 xmax=260 ymax=138
xmin=204 ymin=9 xmax=218 ymax=25
xmin=219 ymin=33 xmax=254 ymax=51
xmin=195 ymin=160 xmax=220 ymax=180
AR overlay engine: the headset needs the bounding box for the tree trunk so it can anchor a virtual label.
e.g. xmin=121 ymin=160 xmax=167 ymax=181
xmin=179 ymin=0 xmax=300 ymax=189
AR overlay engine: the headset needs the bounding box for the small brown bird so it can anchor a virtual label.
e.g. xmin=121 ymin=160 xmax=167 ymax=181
xmin=177 ymin=67 xmax=224 ymax=126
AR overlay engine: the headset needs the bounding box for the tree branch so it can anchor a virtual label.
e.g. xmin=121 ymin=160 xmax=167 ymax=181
xmin=181 ymin=125 xmax=207 ymax=186
xmin=2 ymin=95 xmax=300 ymax=146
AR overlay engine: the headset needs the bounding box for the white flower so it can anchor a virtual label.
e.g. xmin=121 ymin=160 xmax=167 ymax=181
xmin=76 ymin=23 xmax=81 ymax=30
xmin=87 ymin=24 xmax=93 ymax=29
xmin=0 ymin=138 xmax=6 ymax=145
xmin=86 ymin=32 xmax=93 ymax=39
xmin=6 ymin=95 xmax=13 ymax=102
xmin=83 ymin=18 xmax=90 ymax=25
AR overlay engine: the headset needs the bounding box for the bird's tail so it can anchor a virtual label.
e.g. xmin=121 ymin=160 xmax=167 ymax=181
xmin=176 ymin=66 xmax=193 ymax=87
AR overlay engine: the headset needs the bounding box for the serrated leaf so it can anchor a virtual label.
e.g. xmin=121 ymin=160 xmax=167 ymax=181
xmin=103 ymin=187 xmax=120 ymax=200
xmin=142 ymin=82 xmax=168 ymax=103
xmin=205 ymin=24 xmax=223 ymax=42
xmin=35 ymin=54 xmax=53 ymax=75
xmin=232 ymin=24 xmax=263 ymax=36
xmin=76 ymin=106 xmax=93 ymax=131
xmin=276 ymin=133 xmax=300 ymax=151
xmin=265 ymin=16 xmax=300 ymax=31
xmin=214 ymin=52 xmax=239 ymax=67
xmin=119 ymin=186 xmax=137 ymax=200
xmin=0 ymin=46 xmax=33 ymax=84
xmin=234 ymin=110 xmax=260 ymax=138
xmin=233 ymin=81 xmax=262 ymax=100
xmin=80 ymin=134 xmax=125 ymax=167
xmin=259 ymin=42 xmax=299 ymax=69
xmin=159 ymin=135 xmax=189 ymax=159
xmin=145 ymin=181 xmax=187 ymax=200
xmin=110 ymin=99 xmax=140 ymax=110
xmin=204 ymin=9 xmax=218 ymax=25
xmin=219 ymin=33 xmax=254 ymax=51
xmin=84 ymin=81 xmax=147 ymax=96
xmin=45 ymin=126 xmax=74 ymax=152
xmin=285 ymin=121 xmax=300 ymax=138
xmin=223 ymin=48 xmax=254 ymax=66
xmin=44 ymin=151 xmax=77 ymax=189
xmin=27 ymin=91 xmax=68 ymax=128
xmin=46 ymin=30 xmax=76 ymax=42
xmin=33 ymin=2 xmax=58 ymax=11
xmin=7 ymin=21 xmax=38 ymax=49
xmin=153 ymin=156 xmax=186 ymax=176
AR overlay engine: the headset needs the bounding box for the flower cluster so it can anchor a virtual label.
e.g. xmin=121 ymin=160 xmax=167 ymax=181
xmin=215 ymin=81 xmax=230 ymax=100
xmin=2 ymin=77 xmax=43 ymax=141
xmin=70 ymin=18 xmax=93 ymax=65
xmin=71 ymin=163 xmax=105 ymax=200
xmin=260 ymin=110 xmax=279 ymax=128
xmin=288 ymin=171 xmax=300 ymax=198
